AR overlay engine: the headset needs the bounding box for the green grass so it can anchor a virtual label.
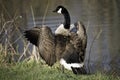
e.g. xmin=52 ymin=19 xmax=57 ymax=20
xmin=0 ymin=44 xmax=119 ymax=80
xmin=0 ymin=60 xmax=119 ymax=80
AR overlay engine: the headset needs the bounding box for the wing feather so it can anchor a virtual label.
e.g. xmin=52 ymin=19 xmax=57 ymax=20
xmin=24 ymin=26 xmax=56 ymax=66
xmin=24 ymin=27 xmax=40 ymax=46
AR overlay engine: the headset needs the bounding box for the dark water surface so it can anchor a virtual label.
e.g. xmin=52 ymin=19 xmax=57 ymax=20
xmin=1 ymin=0 xmax=120 ymax=74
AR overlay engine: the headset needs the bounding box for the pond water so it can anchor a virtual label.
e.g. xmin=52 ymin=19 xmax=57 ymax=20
xmin=1 ymin=0 xmax=120 ymax=74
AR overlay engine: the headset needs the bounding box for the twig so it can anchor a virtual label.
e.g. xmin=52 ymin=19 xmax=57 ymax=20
xmin=0 ymin=2 xmax=12 ymax=19
xmin=18 ymin=43 xmax=30 ymax=62
xmin=0 ymin=20 xmax=13 ymax=35
xmin=42 ymin=0 xmax=49 ymax=25
xmin=11 ymin=35 xmax=23 ymax=45
xmin=86 ymin=20 xmax=90 ymax=32
xmin=30 ymin=5 xmax=40 ymax=62
xmin=0 ymin=16 xmax=22 ymax=35
xmin=87 ymin=29 xmax=102 ymax=73
xmin=1 ymin=16 xmax=22 ymax=56
xmin=30 ymin=6 xmax=36 ymax=27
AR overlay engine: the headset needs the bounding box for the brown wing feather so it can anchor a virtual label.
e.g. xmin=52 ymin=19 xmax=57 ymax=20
xmin=77 ymin=21 xmax=87 ymax=61
xmin=77 ymin=21 xmax=87 ymax=50
xmin=69 ymin=21 xmax=87 ymax=62
xmin=38 ymin=26 xmax=56 ymax=66
xmin=24 ymin=27 xmax=40 ymax=46
xmin=24 ymin=26 xmax=56 ymax=66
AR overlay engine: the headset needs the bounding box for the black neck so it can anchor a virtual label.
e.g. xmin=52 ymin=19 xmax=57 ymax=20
xmin=63 ymin=10 xmax=71 ymax=29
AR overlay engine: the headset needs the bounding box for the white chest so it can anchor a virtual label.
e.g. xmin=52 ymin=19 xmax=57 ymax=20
xmin=55 ymin=24 xmax=70 ymax=36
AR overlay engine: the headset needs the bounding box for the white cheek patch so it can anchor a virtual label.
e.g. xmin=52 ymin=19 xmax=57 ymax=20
xmin=57 ymin=8 xmax=62 ymax=13
xmin=60 ymin=58 xmax=84 ymax=70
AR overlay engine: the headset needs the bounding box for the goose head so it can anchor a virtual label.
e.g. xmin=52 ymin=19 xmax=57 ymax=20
xmin=53 ymin=5 xmax=67 ymax=14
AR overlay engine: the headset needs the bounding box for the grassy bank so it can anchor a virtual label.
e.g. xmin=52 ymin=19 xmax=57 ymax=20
xmin=0 ymin=43 xmax=119 ymax=80
xmin=0 ymin=61 xmax=119 ymax=80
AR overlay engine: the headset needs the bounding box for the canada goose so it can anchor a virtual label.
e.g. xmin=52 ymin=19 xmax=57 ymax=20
xmin=53 ymin=5 xmax=87 ymax=71
xmin=24 ymin=21 xmax=87 ymax=74
xmin=53 ymin=5 xmax=75 ymax=36
xmin=24 ymin=6 xmax=87 ymax=74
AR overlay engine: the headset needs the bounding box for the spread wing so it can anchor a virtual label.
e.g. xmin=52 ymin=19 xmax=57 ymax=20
xmin=24 ymin=26 xmax=56 ymax=66
xmin=76 ymin=21 xmax=87 ymax=61
xmin=76 ymin=21 xmax=87 ymax=50
xmin=24 ymin=27 xmax=41 ymax=46
xmin=68 ymin=21 xmax=87 ymax=62
xmin=38 ymin=26 xmax=56 ymax=66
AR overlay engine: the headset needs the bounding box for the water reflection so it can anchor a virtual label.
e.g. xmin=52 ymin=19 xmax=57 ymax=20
xmin=1 ymin=0 xmax=120 ymax=74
